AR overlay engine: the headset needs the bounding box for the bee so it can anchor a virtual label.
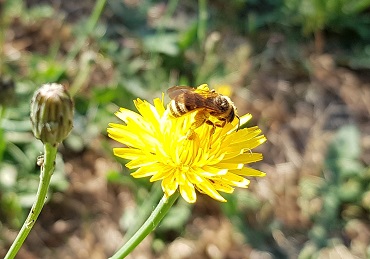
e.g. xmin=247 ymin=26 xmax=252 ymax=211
xmin=167 ymin=85 xmax=239 ymax=138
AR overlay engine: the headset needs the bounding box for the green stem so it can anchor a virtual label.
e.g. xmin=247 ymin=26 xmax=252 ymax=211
xmin=198 ymin=0 xmax=207 ymax=45
xmin=4 ymin=143 xmax=58 ymax=259
xmin=123 ymin=185 xmax=163 ymax=239
xmin=66 ymin=0 xmax=106 ymax=64
xmin=109 ymin=191 xmax=180 ymax=259
xmin=68 ymin=0 xmax=107 ymax=97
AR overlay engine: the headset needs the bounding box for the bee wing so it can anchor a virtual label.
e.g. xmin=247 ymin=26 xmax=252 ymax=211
xmin=187 ymin=91 xmax=223 ymax=112
xmin=201 ymin=98 xmax=223 ymax=112
xmin=167 ymin=86 xmax=194 ymax=99
xmin=167 ymin=85 xmax=223 ymax=112
xmin=196 ymin=90 xmax=228 ymax=113
xmin=167 ymin=86 xmax=221 ymax=98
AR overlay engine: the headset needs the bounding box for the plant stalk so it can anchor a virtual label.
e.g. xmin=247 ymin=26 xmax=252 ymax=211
xmin=109 ymin=191 xmax=180 ymax=259
xmin=4 ymin=143 xmax=58 ymax=259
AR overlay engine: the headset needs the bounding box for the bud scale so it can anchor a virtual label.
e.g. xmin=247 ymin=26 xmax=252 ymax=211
xmin=30 ymin=83 xmax=74 ymax=145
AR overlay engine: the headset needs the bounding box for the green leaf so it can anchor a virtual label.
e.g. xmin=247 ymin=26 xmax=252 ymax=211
xmin=336 ymin=159 xmax=365 ymax=180
xmin=0 ymin=128 xmax=6 ymax=162
xmin=326 ymin=125 xmax=361 ymax=161
xmin=0 ymin=192 xmax=23 ymax=228
xmin=143 ymin=34 xmax=180 ymax=56
xmin=158 ymin=199 xmax=192 ymax=232
xmin=178 ymin=22 xmax=198 ymax=51
xmin=338 ymin=179 xmax=363 ymax=202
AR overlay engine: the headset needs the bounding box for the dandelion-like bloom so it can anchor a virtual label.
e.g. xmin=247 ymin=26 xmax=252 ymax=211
xmin=107 ymin=87 xmax=267 ymax=203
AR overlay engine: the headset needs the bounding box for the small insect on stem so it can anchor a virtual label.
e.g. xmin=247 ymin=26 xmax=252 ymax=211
xmin=167 ymin=85 xmax=238 ymax=139
xmin=37 ymin=155 xmax=44 ymax=167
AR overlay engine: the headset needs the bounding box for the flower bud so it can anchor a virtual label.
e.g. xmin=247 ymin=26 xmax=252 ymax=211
xmin=30 ymin=83 xmax=74 ymax=146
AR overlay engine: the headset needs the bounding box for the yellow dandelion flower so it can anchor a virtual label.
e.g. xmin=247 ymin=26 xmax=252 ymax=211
xmin=107 ymin=87 xmax=266 ymax=203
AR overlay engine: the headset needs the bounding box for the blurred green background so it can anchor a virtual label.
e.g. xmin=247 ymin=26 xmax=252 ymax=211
xmin=0 ymin=0 xmax=369 ymax=258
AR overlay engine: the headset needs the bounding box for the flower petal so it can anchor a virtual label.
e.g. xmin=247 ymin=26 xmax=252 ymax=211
xmin=108 ymin=126 xmax=147 ymax=149
xmin=180 ymin=179 xmax=197 ymax=203
xmin=150 ymin=166 xmax=174 ymax=181
xmin=223 ymin=152 xmax=263 ymax=164
xmin=215 ymin=162 xmax=244 ymax=170
xmin=162 ymin=175 xmax=178 ymax=197
xmin=131 ymin=163 xmax=163 ymax=178
xmin=238 ymin=113 xmax=252 ymax=127
xmin=115 ymin=108 xmax=142 ymax=124
xmin=199 ymin=166 xmax=228 ymax=177
xmin=215 ymin=173 xmax=250 ymax=188
xmin=153 ymin=97 xmax=166 ymax=116
xmin=113 ymin=148 xmax=144 ymax=160
xmin=107 ymin=89 xmax=266 ymax=203
xmin=231 ymin=167 xmax=266 ymax=177
xmin=125 ymin=156 xmax=158 ymax=169
xmin=196 ymin=180 xmax=226 ymax=202
xmin=211 ymin=181 xmax=235 ymax=193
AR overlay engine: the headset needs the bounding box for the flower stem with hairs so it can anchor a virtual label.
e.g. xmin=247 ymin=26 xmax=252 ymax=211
xmin=109 ymin=192 xmax=180 ymax=259
xmin=5 ymin=84 xmax=73 ymax=259
xmin=4 ymin=143 xmax=58 ymax=259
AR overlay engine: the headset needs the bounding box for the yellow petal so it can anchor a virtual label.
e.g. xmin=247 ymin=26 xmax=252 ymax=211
xmin=215 ymin=162 xmax=244 ymax=170
xmin=224 ymin=127 xmax=262 ymax=146
xmin=150 ymin=166 xmax=174 ymax=181
xmin=223 ymin=152 xmax=263 ymax=164
xmin=162 ymin=175 xmax=178 ymax=197
xmin=180 ymin=180 xmax=197 ymax=203
xmin=225 ymin=137 xmax=266 ymax=156
xmin=115 ymin=108 xmax=142 ymax=123
xmin=238 ymin=113 xmax=252 ymax=127
xmin=197 ymin=180 xmax=226 ymax=202
xmin=107 ymin=126 xmax=140 ymax=146
xmin=108 ymin=125 xmax=158 ymax=151
xmin=113 ymin=148 xmax=144 ymax=160
xmin=125 ymin=156 xmax=158 ymax=169
xmin=216 ymin=173 xmax=250 ymax=187
xmin=133 ymin=99 xmax=161 ymax=131
xmin=185 ymin=168 xmax=205 ymax=184
xmin=153 ymin=97 xmax=166 ymax=116
xmin=199 ymin=166 xmax=228 ymax=177
xmin=131 ymin=163 xmax=164 ymax=178
xmin=210 ymin=181 xmax=235 ymax=193
xmin=231 ymin=167 xmax=266 ymax=177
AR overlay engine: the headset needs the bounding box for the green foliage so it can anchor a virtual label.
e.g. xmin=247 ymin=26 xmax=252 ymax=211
xmin=0 ymin=3 xmax=71 ymax=227
xmin=158 ymin=199 xmax=192 ymax=233
xmin=298 ymin=125 xmax=369 ymax=256
xmin=221 ymin=190 xmax=287 ymax=257
xmin=283 ymin=0 xmax=370 ymax=38
xmin=27 ymin=55 xmax=68 ymax=84
xmin=1 ymin=0 xmax=370 ymax=257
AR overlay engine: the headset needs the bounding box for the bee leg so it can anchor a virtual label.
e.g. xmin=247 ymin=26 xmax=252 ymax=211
xmin=205 ymin=120 xmax=216 ymax=135
xmin=191 ymin=111 xmax=208 ymax=129
xmin=210 ymin=126 xmax=216 ymax=136
xmin=203 ymin=120 xmax=217 ymax=149
xmin=186 ymin=129 xmax=196 ymax=140
xmin=186 ymin=111 xmax=207 ymax=140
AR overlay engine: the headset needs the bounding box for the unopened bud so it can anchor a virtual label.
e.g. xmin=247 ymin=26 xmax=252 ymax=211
xmin=30 ymin=83 xmax=74 ymax=146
